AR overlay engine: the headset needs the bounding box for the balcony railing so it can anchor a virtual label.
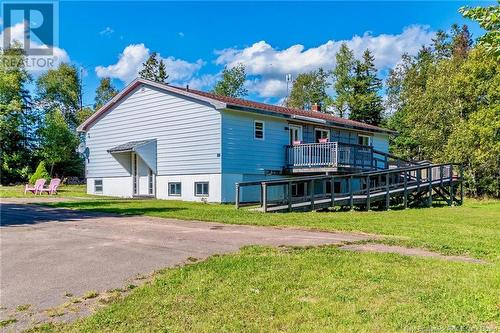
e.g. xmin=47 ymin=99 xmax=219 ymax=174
xmin=286 ymin=142 xmax=373 ymax=170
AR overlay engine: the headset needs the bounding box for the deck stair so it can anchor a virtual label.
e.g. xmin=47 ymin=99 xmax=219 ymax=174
xmin=236 ymin=163 xmax=463 ymax=213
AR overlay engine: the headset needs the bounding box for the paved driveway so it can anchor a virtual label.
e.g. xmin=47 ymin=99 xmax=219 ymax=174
xmin=0 ymin=201 xmax=371 ymax=316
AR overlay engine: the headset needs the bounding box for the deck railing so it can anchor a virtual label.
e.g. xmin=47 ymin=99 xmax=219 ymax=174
xmin=286 ymin=142 xmax=373 ymax=170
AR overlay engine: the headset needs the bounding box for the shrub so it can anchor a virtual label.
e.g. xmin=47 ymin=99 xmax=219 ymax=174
xmin=29 ymin=161 xmax=50 ymax=184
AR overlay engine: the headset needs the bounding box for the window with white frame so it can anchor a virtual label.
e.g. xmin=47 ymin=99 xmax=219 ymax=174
xmin=254 ymin=121 xmax=264 ymax=140
xmin=168 ymin=182 xmax=181 ymax=196
xmin=358 ymin=134 xmax=372 ymax=146
xmin=195 ymin=182 xmax=209 ymax=196
xmin=289 ymin=125 xmax=303 ymax=144
xmin=315 ymin=128 xmax=330 ymax=142
xmin=94 ymin=179 xmax=103 ymax=193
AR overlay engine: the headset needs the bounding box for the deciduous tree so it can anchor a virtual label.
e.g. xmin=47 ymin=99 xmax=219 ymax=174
xmin=212 ymin=63 xmax=248 ymax=98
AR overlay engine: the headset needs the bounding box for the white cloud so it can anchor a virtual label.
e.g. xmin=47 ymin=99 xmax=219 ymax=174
xmin=178 ymin=32 xmax=185 ymax=38
xmin=95 ymin=43 xmax=205 ymax=84
xmin=99 ymin=27 xmax=114 ymax=37
xmin=215 ymin=25 xmax=435 ymax=98
xmin=0 ymin=22 xmax=70 ymax=71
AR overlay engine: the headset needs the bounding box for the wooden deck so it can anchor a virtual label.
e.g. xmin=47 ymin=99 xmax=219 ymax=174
xmin=236 ymin=163 xmax=463 ymax=213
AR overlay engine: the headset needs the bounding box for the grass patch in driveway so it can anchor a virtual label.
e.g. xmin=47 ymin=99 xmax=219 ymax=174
xmin=27 ymin=246 xmax=499 ymax=333
xmin=47 ymin=198 xmax=500 ymax=261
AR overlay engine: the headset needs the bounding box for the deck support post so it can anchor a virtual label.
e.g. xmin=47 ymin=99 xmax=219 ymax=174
xmin=385 ymin=172 xmax=390 ymax=210
xmin=366 ymin=176 xmax=371 ymax=211
xmin=428 ymin=166 xmax=433 ymax=207
xmin=403 ymin=170 xmax=408 ymax=209
xmin=450 ymin=164 xmax=454 ymax=206
xmin=349 ymin=176 xmax=354 ymax=210
xmin=262 ymin=183 xmax=268 ymax=212
xmin=235 ymin=184 xmax=240 ymax=209
xmin=460 ymin=164 xmax=464 ymax=205
xmin=310 ymin=180 xmax=315 ymax=211
xmin=288 ymin=182 xmax=292 ymax=212
xmin=330 ymin=177 xmax=335 ymax=208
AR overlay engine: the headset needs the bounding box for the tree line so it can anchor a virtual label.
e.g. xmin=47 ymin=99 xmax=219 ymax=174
xmin=0 ymin=3 xmax=497 ymax=196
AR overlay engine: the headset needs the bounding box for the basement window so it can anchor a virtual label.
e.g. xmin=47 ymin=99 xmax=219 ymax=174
xmin=168 ymin=182 xmax=182 ymax=196
xmin=94 ymin=179 xmax=103 ymax=194
xmin=195 ymin=182 xmax=209 ymax=197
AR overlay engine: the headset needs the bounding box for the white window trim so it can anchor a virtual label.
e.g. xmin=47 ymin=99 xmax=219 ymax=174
xmin=168 ymin=182 xmax=181 ymax=196
xmin=358 ymin=134 xmax=372 ymax=146
xmin=94 ymin=179 xmax=103 ymax=194
xmin=289 ymin=125 xmax=303 ymax=144
xmin=254 ymin=120 xmax=265 ymax=140
xmin=314 ymin=128 xmax=330 ymax=141
xmin=194 ymin=182 xmax=209 ymax=197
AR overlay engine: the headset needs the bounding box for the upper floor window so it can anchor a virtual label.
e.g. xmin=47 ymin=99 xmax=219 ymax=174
xmin=315 ymin=128 xmax=329 ymax=142
xmin=289 ymin=125 xmax=303 ymax=144
xmin=254 ymin=121 xmax=264 ymax=140
xmin=358 ymin=134 xmax=372 ymax=146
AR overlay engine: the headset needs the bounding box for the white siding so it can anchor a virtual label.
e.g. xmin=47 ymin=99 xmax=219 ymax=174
xmin=85 ymin=85 xmax=221 ymax=178
xmin=156 ymin=174 xmax=221 ymax=202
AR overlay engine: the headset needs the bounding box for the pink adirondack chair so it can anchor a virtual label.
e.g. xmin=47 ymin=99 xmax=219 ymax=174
xmin=40 ymin=178 xmax=61 ymax=195
xmin=24 ymin=179 xmax=46 ymax=195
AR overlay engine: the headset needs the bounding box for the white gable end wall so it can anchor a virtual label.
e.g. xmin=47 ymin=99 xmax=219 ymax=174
xmin=85 ymin=85 xmax=222 ymax=200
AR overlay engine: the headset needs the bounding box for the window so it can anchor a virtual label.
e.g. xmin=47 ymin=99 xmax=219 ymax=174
xmin=315 ymin=128 xmax=330 ymax=142
xmin=168 ymin=182 xmax=181 ymax=196
xmin=94 ymin=179 xmax=103 ymax=193
xmin=289 ymin=125 xmax=303 ymax=144
xmin=358 ymin=135 xmax=372 ymax=146
xmin=195 ymin=182 xmax=209 ymax=196
xmin=148 ymin=169 xmax=154 ymax=195
xmin=254 ymin=121 xmax=264 ymax=140
xmin=291 ymin=182 xmax=306 ymax=197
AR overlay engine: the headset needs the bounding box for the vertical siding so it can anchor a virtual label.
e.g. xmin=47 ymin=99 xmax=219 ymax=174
xmin=86 ymin=85 xmax=221 ymax=178
xmin=221 ymin=110 xmax=289 ymax=174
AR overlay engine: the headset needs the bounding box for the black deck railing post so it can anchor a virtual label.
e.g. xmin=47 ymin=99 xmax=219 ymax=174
xmin=460 ymin=164 xmax=464 ymax=205
xmin=385 ymin=172 xmax=390 ymax=210
xmin=349 ymin=176 xmax=354 ymax=210
xmin=235 ymin=183 xmax=240 ymax=209
xmin=417 ymin=169 xmax=421 ymax=192
xmin=288 ymin=181 xmax=292 ymax=212
xmin=403 ymin=170 xmax=408 ymax=209
xmin=366 ymin=175 xmax=371 ymax=211
xmin=428 ymin=166 xmax=433 ymax=207
xmin=262 ymin=183 xmax=268 ymax=212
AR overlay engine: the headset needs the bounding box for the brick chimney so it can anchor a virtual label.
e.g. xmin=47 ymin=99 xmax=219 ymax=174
xmin=311 ymin=103 xmax=321 ymax=112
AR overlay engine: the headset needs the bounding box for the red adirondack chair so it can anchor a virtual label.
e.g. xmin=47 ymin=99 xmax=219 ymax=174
xmin=40 ymin=178 xmax=61 ymax=195
xmin=25 ymin=179 xmax=46 ymax=195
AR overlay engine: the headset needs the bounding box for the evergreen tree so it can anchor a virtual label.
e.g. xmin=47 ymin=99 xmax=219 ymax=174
xmin=349 ymin=50 xmax=384 ymax=125
xmin=288 ymin=68 xmax=330 ymax=110
xmin=0 ymin=43 xmax=33 ymax=184
xmin=432 ymin=30 xmax=452 ymax=60
xmin=212 ymin=64 xmax=248 ymax=98
xmin=331 ymin=43 xmax=355 ymax=118
xmin=94 ymin=78 xmax=118 ymax=110
xmin=139 ymin=52 xmax=169 ymax=82
xmin=451 ymin=24 xmax=473 ymax=59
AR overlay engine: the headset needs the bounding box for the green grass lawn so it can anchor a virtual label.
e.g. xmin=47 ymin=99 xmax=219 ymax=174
xmin=46 ymin=197 xmax=500 ymax=261
xmin=2 ymin=186 xmax=499 ymax=332
xmin=0 ymin=184 xmax=93 ymax=198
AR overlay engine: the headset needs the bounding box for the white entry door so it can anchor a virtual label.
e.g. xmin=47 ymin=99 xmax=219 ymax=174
xmin=132 ymin=153 xmax=154 ymax=196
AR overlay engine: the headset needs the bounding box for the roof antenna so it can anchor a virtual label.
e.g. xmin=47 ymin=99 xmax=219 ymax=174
xmin=186 ymin=84 xmax=189 ymax=91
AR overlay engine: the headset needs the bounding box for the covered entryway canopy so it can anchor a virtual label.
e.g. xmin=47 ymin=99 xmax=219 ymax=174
xmin=107 ymin=139 xmax=157 ymax=173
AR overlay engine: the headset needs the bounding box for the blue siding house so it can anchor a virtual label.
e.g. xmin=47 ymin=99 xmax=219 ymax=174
xmin=78 ymin=78 xmax=395 ymax=203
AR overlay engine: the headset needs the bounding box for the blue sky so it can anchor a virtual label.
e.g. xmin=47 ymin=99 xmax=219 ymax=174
xmin=1 ymin=1 xmax=493 ymax=106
